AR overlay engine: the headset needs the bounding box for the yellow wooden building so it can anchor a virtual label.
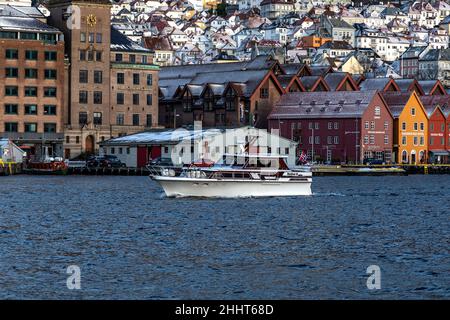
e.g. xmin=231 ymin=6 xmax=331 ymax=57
xmin=381 ymin=91 xmax=428 ymax=164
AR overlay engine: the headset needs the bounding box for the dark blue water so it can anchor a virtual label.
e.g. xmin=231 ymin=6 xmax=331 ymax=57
xmin=0 ymin=175 xmax=449 ymax=299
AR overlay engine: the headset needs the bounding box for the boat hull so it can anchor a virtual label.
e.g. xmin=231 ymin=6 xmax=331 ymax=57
xmin=151 ymin=176 xmax=312 ymax=197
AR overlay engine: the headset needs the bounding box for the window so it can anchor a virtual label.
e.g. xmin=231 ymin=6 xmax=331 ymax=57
xmin=420 ymin=136 xmax=424 ymax=146
xmin=24 ymin=123 xmax=37 ymax=132
xmin=116 ymin=113 xmax=124 ymax=125
xmin=146 ymin=114 xmax=152 ymax=127
xmin=88 ymin=33 xmax=94 ymax=43
xmin=76 ymin=136 xmax=80 ymax=143
xmin=87 ymin=50 xmax=94 ymax=61
xmin=79 ymin=91 xmax=88 ymax=104
xmin=94 ymin=71 xmax=102 ymax=84
xmin=44 ymin=105 xmax=57 ymax=115
xmin=384 ymin=135 xmax=389 ymax=144
xmin=24 ymin=87 xmax=38 ymax=97
xmin=96 ymin=51 xmax=102 ymax=61
xmin=374 ymin=106 xmax=381 ymax=116
xmin=66 ymin=136 xmax=70 ymax=143
xmin=25 ymin=68 xmax=38 ymax=79
xmin=420 ymin=122 xmax=424 ymax=131
xmin=24 ymin=104 xmax=37 ymax=115
xmin=44 ymin=87 xmax=57 ymax=97
xmin=147 ymin=74 xmax=153 ymax=86
xmin=411 ymin=107 xmax=416 ymax=116
xmin=25 ymin=50 xmax=38 ymax=60
xmin=44 ymin=123 xmax=57 ymax=133
xmin=401 ymin=122 xmax=406 ymax=130
xmin=402 ymin=136 xmax=407 ymax=145
xmin=370 ymin=121 xmax=375 ymax=130
xmin=133 ymin=93 xmax=139 ymax=105
xmin=79 ymin=112 xmax=87 ymax=125
xmin=5 ymin=67 xmax=18 ymax=78
xmin=80 ymin=32 xmax=86 ymax=42
xmin=6 ymin=49 xmax=18 ymax=59
xmin=384 ymin=121 xmax=389 ymax=130
xmin=315 ymin=122 xmax=319 ymax=130
xmin=334 ymin=136 xmax=339 ymax=144
xmin=334 ymin=122 xmax=338 ymax=129
xmin=117 ymin=93 xmax=124 ymax=105
xmin=364 ymin=135 xmax=369 ymax=145
xmin=413 ymin=122 xmax=418 ymax=131
xmin=93 ymin=91 xmax=102 ymax=104
xmin=115 ymin=53 xmax=123 ymax=62
xmin=5 ymin=122 xmax=18 ymax=132
xmin=132 ymin=114 xmax=140 ymax=126
xmin=5 ymin=104 xmax=18 ymax=114
xmin=315 ymin=136 xmax=320 ymax=144
xmin=142 ymin=55 xmax=148 ymax=64
xmin=129 ymin=54 xmax=136 ymax=63
xmin=133 ymin=73 xmax=140 ymax=85
xmin=370 ymin=135 xmax=375 ymax=144
xmin=44 ymin=51 xmax=57 ymax=61
xmin=117 ymin=73 xmax=124 ymax=84
xmin=328 ymin=122 xmax=332 ymax=130
xmin=45 ymin=69 xmax=57 ymax=80
xmin=79 ymin=70 xmax=88 ymax=83
xmin=96 ymin=33 xmax=102 ymax=43
xmin=79 ymin=50 xmax=86 ymax=61
xmin=93 ymin=112 xmax=102 ymax=125
xmin=260 ymin=88 xmax=269 ymax=98
xmin=146 ymin=94 xmax=152 ymax=106
xmin=0 ymin=31 xmax=18 ymax=39
xmin=365 ymin=121 xmax=369 ymax=129
xmin=5 ymin=86 xmax=18 ymax=96
xmin=413 ymin=136 xmax=418 ymax=146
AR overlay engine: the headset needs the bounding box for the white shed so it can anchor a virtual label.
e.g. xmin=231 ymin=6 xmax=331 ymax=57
xmin=0 ymin=139 xmax=25 ymax=163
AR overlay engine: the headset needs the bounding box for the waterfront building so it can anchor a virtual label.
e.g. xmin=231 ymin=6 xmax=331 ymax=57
xmin=420 ymin=95 xmax=450 ymax=163
xmin=158 ymin=55 xmax=285 ymax=129
xmin=0 ymin=4 xmax=65 ymax=159
xmin=381 ymin=91 xmax=429 ymax=164
xmin=99 ymin=126 xmax=299 ymax=167
xmin=47 ymin=0 xmax=159 ymax=158
xmin=267 ymin=90 xmax=394 ymax=164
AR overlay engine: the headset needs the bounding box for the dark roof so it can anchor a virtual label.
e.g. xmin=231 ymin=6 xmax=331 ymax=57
xmin=268 ymin=90 xmax=379 ymax=119
xmin=319 ymin=41 xmax=353 ymax=50
xmin=281 ymin=63 xmax=306 ymax=75
xmin=327 ymin=17 xmax=354 ymax=29
xmin=421 ymin=48 xmax=450 ymax=61
xmin=324 ymin=72 xmax=355 ymax=91
xmin=417 ymin=80 xmax=445 ymax=95
xmin=0 ymin=5 xmax=60 ymax=33
xmin=110 ymin=27 xmax=152 ymax=53
xmin=380 ymin=92 xmax=414 ymax=117
xmin=276 ymin=75 xmax=296 ymax=89
xmin=359 ymin=78 xmax=395 ymax=91
xmin=309 ymin=66 xmax=332 ymax=76
xmin=143 ymin=36 xmax=173 ymax=51
xmin=418 ymin=95 xmax=450 ymax=116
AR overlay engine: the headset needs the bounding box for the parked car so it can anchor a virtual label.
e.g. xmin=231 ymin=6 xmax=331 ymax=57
xmin=148 ymin=157 xmax=174 ymax=167
xmin=87 ymin=155 xmax=125 ymax=168
xmin=363 ymin=158 xmax=384 ymax=165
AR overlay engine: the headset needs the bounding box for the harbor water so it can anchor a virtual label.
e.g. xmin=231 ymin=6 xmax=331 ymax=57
xmin=0 ymin=175 xmax=449 ymax=299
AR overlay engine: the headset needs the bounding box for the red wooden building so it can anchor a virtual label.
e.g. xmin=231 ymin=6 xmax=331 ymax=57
xmin=421 ymin=95 xmax=450 ymax=163
xmin=267 ymin=90 xmax=394 ymax=164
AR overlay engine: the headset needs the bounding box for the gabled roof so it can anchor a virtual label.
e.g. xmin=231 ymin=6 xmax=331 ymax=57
xmin=309 ymin=65 xmax=333 ymax=77
xmin=419 ymin=95 xmax=450 ymax=117
xmin=300 ymin=76 xmax=330 ymax=92
xmin=280 ymin=63 xmax=311 ymax=76
xmin=359 ymin=78 xmax=400 ymax=92
xmin=380 ymin=91 xmax=426 ymax=118
xmin=324 ymin=72 xmax=359 ymax=91
xmin=394 ymin=79 xmax=425 ymax=96
xmin=417 ymin=80 xmax=447 ymax=96
xmin=268 ymin=90 xmax=381 ymax=120
xmin=276 ymin=75 xmax=306 ymax=92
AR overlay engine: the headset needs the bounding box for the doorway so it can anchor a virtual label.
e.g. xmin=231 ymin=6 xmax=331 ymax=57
xmin=85 ymin=135 xmax=95 ymax=154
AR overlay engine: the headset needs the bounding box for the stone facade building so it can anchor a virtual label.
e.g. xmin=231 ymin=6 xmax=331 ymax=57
xmin=47 ymin=0 xmax=159 ymax=158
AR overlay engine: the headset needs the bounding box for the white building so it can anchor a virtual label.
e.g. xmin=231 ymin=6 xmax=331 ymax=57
xmin=99 ymin=127 xmax=299 ymax=168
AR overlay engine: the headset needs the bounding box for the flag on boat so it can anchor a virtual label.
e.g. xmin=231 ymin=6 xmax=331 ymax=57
xmin=298 ymin=151 xmax=307 ymax=163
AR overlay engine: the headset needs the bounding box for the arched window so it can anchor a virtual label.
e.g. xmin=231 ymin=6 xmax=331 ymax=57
xmin=402 ymin=150 xmax=408 ymax=163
